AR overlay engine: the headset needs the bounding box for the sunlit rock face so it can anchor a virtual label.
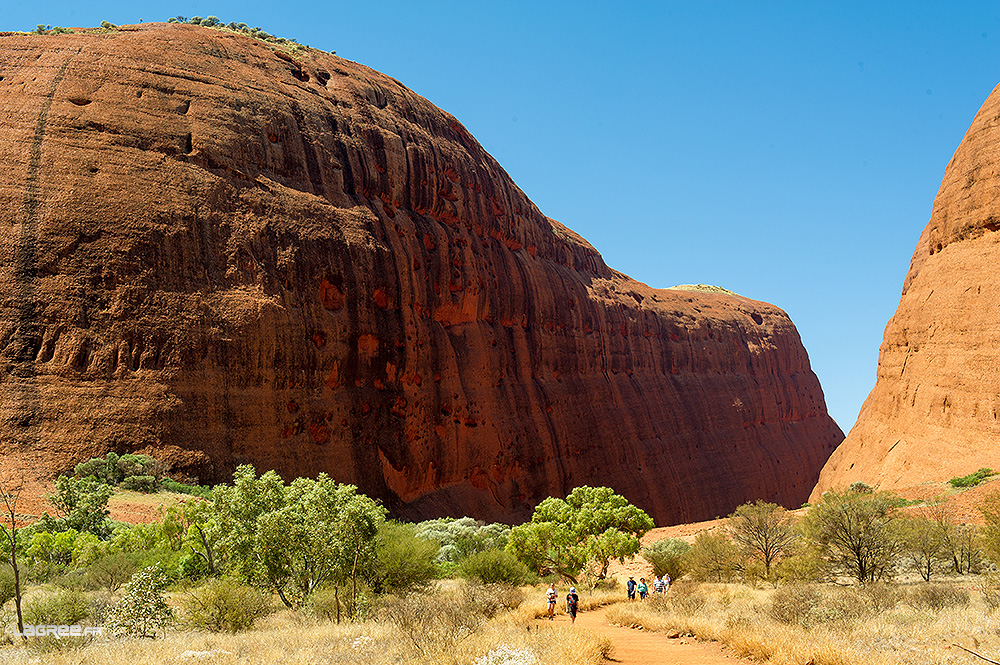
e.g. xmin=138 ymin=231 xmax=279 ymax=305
xmin=813 ymin=82 xmax=1000 ymax=500
xmin=0 ymin=24 xmax=842 ymax=524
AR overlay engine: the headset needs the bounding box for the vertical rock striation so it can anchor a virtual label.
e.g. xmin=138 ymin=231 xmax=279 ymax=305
xmin=813 ymin=82 xmax=1000 ymax=498
xmin=0 ymin=25 xmax=842 ymax=524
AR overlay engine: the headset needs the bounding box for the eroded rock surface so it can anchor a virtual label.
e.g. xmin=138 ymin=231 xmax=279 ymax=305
xmin=813 ymin=82 xmax=1000 ymax=499
xmin=0 ymin=25 xmax=842 ymax=523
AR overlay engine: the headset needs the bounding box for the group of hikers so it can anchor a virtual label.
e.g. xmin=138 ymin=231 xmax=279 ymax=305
xmin=544 ymin=573 xmax=671 ymax=624
xmin=626 ymin=574 xmax=670 ymax=600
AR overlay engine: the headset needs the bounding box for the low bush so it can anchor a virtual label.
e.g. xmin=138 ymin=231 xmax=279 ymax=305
xmin=906 ymin=583 xmax=971 ymax=611
xmin=949 ymin=468 xmax=995 ymax=488
xmin=466 ymin=582 xmax=526 ymax=617
xmin=862 ymin=582 xmax=904 ymax=612
xmin=310 ymin=583 xmax=375 ymax=623
xmin=160 ymin=478 xmax=213 ymax=499
xmin=0 ymin=567 xmax=15 ymax=607
xmin=181 ymin=577 xmax=271 ymax=632
xmin=23 ymin=588 xmax=91 ymax=625
xmin=667 ymin=580 xmax=708 ymax=614
xmin=122 ymin=475 xmax=158 ymax=493
xmin=105 ymin=566 xmax=174 ymax=638
xmin=87 ymin=552 xmax=139 ymax=594
xmin=459 ymin=549 xmax=532 ymax=586
xmin=643 ymin=538 xmax=691 ymax=579
xmin=380 ymin=591 xmax=489 ymax=656
xmin=769 ymin=584 xmax=821 ymax=626
xmin=368 ymin=521 xmax=439 ymax=594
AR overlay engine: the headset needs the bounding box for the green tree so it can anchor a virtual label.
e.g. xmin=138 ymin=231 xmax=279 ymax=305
xmin=25 ymin=529 xmax=79 ymax=565
xmin=900 ymin=514 xmax=945 ymax=581
xmin=106 ymin=566 xmax=174 ymax=638
xmin=507 ymin=486 xmax=653 ymax=584
xmin=212 ymin=465 xmax=384 ymax=611
xmin=415 ymin=517 xmax=510 ymax=562
xmin=727 ymin=500 xmax=797 ymax=581
xmin=161 ymin=498 xmax=218 ymax=574
xmin=642 ymin=538 xmax=691 ymax=579
xmin=367 ymin=521 xmax=439 ymax=595
xmin=42 ymin=475 xmax=114 ymax=537
xmin=801 ymin=489 xmax=904 ymax=584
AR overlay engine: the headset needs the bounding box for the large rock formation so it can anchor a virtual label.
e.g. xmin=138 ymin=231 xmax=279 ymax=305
xmin=0 ymin=24 xmax=842 ymax=524
xmin=813 ymin=82 xmax=1000 ymax=499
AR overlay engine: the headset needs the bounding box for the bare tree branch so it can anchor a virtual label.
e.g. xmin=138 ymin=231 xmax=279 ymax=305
xmin=953 ymin=643 xmax=1000 ymax=665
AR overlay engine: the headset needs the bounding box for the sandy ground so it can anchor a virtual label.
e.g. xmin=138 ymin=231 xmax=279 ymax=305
xmin=540 ymin=604 xmax=749 ymax=665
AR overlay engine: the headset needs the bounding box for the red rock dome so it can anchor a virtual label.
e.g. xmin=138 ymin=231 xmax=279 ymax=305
xmin=0 ymin=24 xmax=842 ymax=523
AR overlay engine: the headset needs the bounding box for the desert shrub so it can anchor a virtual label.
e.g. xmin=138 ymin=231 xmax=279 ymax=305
xmin=685 ymin=532 xmax=742 ymax=582
xmin=310 ymin=583 xmax=375 ymax=623
xmin=160 ymin=478 xmax=212 ymax=499
xmin=87 ymin=552 xmax=139 ymax=594
xmin=466 ymin=581 xmax=526 ymax=617
xmin=415 ymin=517 xmax=511 ymax=562
xmin=23 ymin=589 xmax=90 ymax=625
xmin=26 ymin=530 xmax=79 ymax=566
xmin=381 ymin=592 xmax=488 ymax=656
xmin=459 ymin=549 xmax=531 ymax=586
xmin=368 ymin=521 xmax=439 ymax=594
xmin=811 ymin=587 xmax=871 ymax=626
xmin=99 ymin=20 xmax=116 ymax=29
xmin=978 ymin=574 xmax=1000 ymax=611
xmin=950 ymin=468 xmax=995 ymax=488
xmin=106 ymin=566 xmax=174 ymax=638
xmin=643 ymin=538 xmax=691 ymax=579
xmin=590 ymin=576 xmax=619 ymax=591
xmin=850 ymin=481 xmax=875 ymax=493
xmin=117 ymin=454 xmax=158 ymax=480
xmin=0 ymin=567 xmax=15 ymax=607
xmin=906 ymin=583 xmax=971 ymax=612
xmin=178 ymin=551 xmax=211 ymax=580
xmin=862 ymin=582 xmax=904 ymax=612
xmin=122 ymin=475 xmax=157 ymax=493
xmin=667 ymin=580 xmax=707 ymax=614
xmin=181 ymin=577 xmax=271 ymax=632
xmin=769 ymin=585 xmax=821 ymax=626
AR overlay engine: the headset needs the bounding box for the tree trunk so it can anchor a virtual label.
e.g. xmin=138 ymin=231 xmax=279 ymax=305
xmin=334 ymin=584 xmax=341 ymax=624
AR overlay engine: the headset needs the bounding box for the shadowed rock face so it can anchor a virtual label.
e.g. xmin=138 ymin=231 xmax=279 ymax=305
xmin=812 ymin=82 xmax=1000 ymax=500
xmin=0 ymin=24 xmax=842 ymax=524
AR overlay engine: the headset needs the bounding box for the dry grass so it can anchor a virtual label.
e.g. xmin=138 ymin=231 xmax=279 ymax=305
xmin=606 ymin=580 xmax=1000 ymax=665
xmin=0 ymin=584 xmax=610 ymax=665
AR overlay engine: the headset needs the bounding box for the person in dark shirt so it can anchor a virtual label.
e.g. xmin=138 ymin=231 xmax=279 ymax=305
xmin=566 ymin=586 xmax=579 ymax=624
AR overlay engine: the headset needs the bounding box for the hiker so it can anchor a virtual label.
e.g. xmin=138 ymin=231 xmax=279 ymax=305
xmin=637 ymin=577 xmax=649 ymax=600
xmin=626 ymin=575 xmax=637 ymax=601
xmin=566 ymin=586 xmax=580 ymax=624
xmin=653 ymin=575 xmax=665 ymax=594
xmin=664 ymin=573 xmax=671 ymax=594
xmin=546 ymin=582 xmax=558 ymax=620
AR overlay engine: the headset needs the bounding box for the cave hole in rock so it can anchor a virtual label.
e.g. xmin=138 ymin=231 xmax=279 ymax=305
xmin=751 ymin=312 xmax=764 ymax=325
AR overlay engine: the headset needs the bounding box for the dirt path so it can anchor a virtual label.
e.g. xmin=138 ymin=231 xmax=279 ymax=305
xmin=548 ymin=605 xmax=750 ymax=665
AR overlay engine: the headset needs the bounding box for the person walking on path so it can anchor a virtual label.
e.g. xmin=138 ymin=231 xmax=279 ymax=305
xmin=626 ymin=575 xmax=637 ymax=601
xmin=546 ymin=582 xmax=558 ymax=620
xmin=566 ymin=586 xmax=580 ymax=624
xmin=653 ymin=576 xmax=665 ymax=594
xmin=637 ymin=577 xmax=649 ymax=600
xmin=664 ymin=574 xmax=671 ymax=594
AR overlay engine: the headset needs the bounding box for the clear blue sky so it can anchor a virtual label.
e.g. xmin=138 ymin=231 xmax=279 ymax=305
xmin=7 ymin=2 xmax=999 ymax=431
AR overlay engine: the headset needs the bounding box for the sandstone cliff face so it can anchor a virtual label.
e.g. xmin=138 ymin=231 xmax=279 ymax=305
xmin=0 ymin=25 xmax=842 ymax=524
xmin=812 ymin=82 xmax=1000 ymax=499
